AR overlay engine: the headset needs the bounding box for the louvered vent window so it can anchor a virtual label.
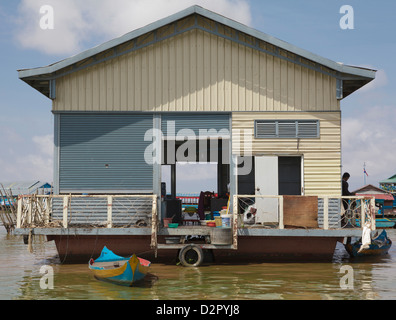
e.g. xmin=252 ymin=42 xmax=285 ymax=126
xmin=255 ymin=120 xmax=319 ymax=138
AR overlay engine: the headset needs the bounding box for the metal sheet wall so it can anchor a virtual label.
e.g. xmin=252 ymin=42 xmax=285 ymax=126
xmin=51 ymin=196 xmax=153 ymax=226
xmin=161 ymin=113 xmax=230 ymax=137
xmin=232 ymin=111 xmax=341 ymax=196
xmin=53 ymin=29 xmax=339 ymax=113
xmin=59 ymin=113 xmax=153 ymax=193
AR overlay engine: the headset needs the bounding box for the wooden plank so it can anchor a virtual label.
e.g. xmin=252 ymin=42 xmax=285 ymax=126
xmin=283 ymin=195 xmax=318 ymax=229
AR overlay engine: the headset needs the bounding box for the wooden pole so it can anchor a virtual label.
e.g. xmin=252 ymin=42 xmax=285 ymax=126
xmin=279 ymin=196 xmax=284 ymax=230
xmin=150 ymin=195 xmax=158 ymax=257
xmin=323 ymin=196 xmax=329 ymax=230
xmin=107 ymin=195 xmax=113 ymax=228
xmin=360 ymin=198 xmax=366 ymax=227
xmin=371 ymin=197 xmax=376 ymax=230
xmin=63 ymin=196 xmax=69 ymax=228
xmin=17 ymin=197 xmax=22 ymax=229
xmin=44 ymin=196 xmax=50 ymax=225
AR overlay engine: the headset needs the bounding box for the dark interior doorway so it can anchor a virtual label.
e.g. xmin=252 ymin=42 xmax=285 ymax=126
xmin=278 ymin=157 xmax=301 ymax=195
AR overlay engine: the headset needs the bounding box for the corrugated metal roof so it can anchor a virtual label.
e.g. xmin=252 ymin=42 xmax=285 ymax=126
xmin=353 ymin=184 xmax=389 ymax=194
xmin=18 ymin=5 xmax=375 ymax=99
xmin=380 ymin=175 xmax=396 ymax=184
xmin=355 ymin=193 xmax=394 ymax=201
xmin=353 ymin=184 xmax=394 ymax=201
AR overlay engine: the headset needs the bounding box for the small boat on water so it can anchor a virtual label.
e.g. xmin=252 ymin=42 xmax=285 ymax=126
xmin=89 ymin=246 xmax=151 ymax=286
xmin=345 ymin=230 xmax=392 ymax=258
xmin=356 ymin=218 xmax=396 ymax=229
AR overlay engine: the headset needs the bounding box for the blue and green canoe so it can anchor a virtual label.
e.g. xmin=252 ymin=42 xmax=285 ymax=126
xmin=89 ymin=246 xmax=151 ymax=286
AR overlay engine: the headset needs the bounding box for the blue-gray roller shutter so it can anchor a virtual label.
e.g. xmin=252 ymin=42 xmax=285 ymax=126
xmin=161 ymin=113 xmax=230 ymax=138
xmin=59 ymin=113 xmax=153 ymax=193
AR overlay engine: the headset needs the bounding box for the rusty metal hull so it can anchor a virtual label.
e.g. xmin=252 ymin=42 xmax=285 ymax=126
xmin=47 ymin=234 xmax=342 ymax=264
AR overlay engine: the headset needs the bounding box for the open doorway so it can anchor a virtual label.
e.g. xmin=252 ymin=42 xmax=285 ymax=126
xmin=161 ymin=138 xmax=230 ymax=222
xmin=237 ymin=155 xmax=303 ymax=223
xmin=162 ymin=162 xmax=217 ymax=195
xmin=161 ymin=138 xmax=230 ymax=197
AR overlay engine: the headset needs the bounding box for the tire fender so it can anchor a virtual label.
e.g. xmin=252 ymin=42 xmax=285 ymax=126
xmin=178 ymin=244 xmax=204 ymax=267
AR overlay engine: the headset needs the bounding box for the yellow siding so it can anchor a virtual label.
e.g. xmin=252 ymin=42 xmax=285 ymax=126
xmin=53 ymin=29 xmax=338 ymax=113
xmin=232 ymin=112 xmax=342 ymax=196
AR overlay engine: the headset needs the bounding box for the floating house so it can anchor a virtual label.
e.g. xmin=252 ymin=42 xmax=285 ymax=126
xmin=380 ymin=175 xmax=396 ymax=195
xmin=353 ymin=184 xmax=395 ymax=215
xmin=17 ymin=6 xmax=376 ymax=264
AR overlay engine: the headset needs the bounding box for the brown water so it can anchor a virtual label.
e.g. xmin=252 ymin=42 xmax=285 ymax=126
xmin=1 ymin=227 xmax=396 ymax=300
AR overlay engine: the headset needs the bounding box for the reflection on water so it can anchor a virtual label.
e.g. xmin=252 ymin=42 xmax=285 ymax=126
xmin=1 ymin=227 xmax=396 ymax=300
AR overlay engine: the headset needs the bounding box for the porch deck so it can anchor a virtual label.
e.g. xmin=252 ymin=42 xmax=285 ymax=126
xmin=14 ymin=193 xmax=375 ymax=252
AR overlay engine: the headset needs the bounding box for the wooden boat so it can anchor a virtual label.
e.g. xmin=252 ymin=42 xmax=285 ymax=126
xmin=89 ymin=246 xmax=151 ymax=286
xmin=375 ymin=218 xmax=396 ymax=228
xmin=345 ymin=230 xmax=392 ymax=257
xmin=356 ymin=218 xmax=396 ymax=228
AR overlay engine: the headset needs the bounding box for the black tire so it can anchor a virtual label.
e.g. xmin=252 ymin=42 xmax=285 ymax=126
xmin=178 ymin=245 xmax=204 ymax=267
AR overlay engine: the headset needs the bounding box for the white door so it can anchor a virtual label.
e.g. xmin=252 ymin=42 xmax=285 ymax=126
xmin=255 ymin=156 xmax=279 ymax=223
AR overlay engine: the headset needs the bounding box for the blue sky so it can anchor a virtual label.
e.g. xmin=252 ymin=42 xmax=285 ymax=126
xmin=0 ymin=0 xmax=395 ymax=192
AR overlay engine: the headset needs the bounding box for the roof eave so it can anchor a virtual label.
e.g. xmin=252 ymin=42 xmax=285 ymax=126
xmin=18 ymin=5 xmax=376 ymax=99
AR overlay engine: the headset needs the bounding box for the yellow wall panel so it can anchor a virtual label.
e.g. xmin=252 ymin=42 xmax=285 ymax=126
xmin=232 ymin=112 xmax=342 ymax=195
xmin=53 ymin=29 xmax=339 ymax=113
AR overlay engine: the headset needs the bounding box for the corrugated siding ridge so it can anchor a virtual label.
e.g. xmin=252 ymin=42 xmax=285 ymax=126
xmin=232 ymin=111 xmax=341 ymax=195
xmin=53 ymin=29 xmax=338 ymax=113
xmin=59 ymin=113 xmax=154 ymax=193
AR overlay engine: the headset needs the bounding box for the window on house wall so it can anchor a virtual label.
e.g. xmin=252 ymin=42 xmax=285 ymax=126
xmin=255 ymin=120 xmax=320 ymax=139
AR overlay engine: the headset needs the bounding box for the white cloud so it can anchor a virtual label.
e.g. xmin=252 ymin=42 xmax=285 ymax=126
xmin=342 ymin=105 xmax=396 ymax=190
xmin=359 ymin=69 xmax=388 ymax=93
xmin=32 ymin=134 xmax=53 ymax=157
xmin=0 ymin=132 xmax=53 ymax=183
xmin=15 ymin=0 xmax=252 ymax=56
xmin=15 ymin=0 xmax=91 ymax=55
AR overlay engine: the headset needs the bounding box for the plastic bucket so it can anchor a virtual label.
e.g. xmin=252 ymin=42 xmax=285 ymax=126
xmin=221 ymin=215 xmax=232 ymax=228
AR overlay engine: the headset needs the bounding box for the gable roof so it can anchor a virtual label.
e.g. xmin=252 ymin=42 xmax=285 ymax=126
xmin=353 ymin=184 xmax=390 ymax=194
xmin=18 ymin=5 xmax=376 ymax=99
xmin=353 ymin=184 xmax=394 ymax=201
